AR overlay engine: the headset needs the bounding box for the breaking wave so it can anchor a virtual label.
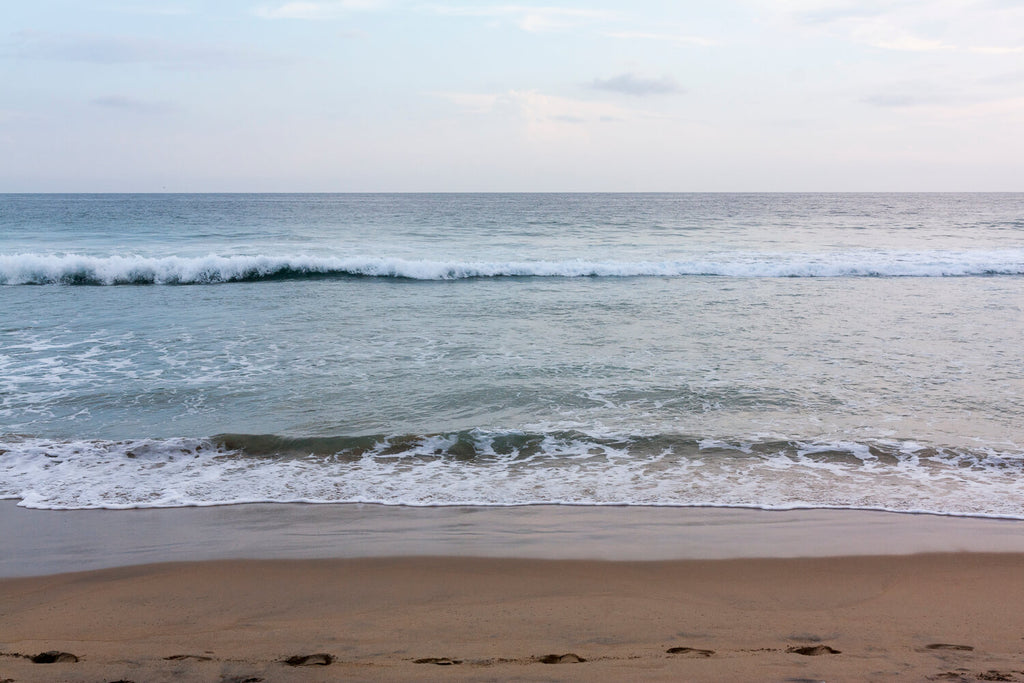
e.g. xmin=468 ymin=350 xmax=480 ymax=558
xmin=2 ymin=251 xmax=1024 ymax=284
xmin=2 ymin=431 xmax=1023 ymax=516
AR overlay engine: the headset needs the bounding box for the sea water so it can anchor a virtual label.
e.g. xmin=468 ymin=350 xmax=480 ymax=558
xmin=2 ymin=193 xmax=1023 ymax=515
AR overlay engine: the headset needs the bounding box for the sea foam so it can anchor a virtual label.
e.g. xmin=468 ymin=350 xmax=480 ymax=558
xmin=2 ymin=432 xmax=1023 ymax=517
xmin=1 ymin=251 xmax=1024 ymax=284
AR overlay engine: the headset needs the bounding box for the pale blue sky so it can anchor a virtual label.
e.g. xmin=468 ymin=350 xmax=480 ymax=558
xmin=3 ymin=1 xmax=1023 ymax=191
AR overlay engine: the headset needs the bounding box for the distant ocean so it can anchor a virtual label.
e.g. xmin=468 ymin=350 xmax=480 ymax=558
xmin=2 ymin=193 xmax=1023 ymax=516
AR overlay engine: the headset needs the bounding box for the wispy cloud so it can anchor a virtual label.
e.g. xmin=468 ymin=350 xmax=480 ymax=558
xmin=775 ymin=0 xmax=889 ymax=25
xmin=427 ymin=4 xmax=618 ymax=32
xmin=591 ymin=73 xmax=684 ymax=96
xmin=504 ymin=89 xmax=645 ymax=140
xmin=847 ymin=20 xmax=955 ymax=52
xmin=861 ymin=80 xmax=1011 ymax=109
xmin=603 ymin=30 xmax=719 ymax=47
xmin=5 ymin=30 xmax=281 ymax=68
xmin=255 ymin=0 xmax=387 ymax=19
xmin=764 ymin=0 xmax=1024 ymax=54
xmin=968 ymin=45 xmax=1024 ymax=55
xmin=433 ymin=89 xmax=656 ymax=137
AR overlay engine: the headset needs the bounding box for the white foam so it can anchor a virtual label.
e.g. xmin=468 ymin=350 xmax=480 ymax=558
xmin=2 ymin=250 xmax=1024 ymax=284
xmin=2 ymin=433 xmax=1024 ymax=518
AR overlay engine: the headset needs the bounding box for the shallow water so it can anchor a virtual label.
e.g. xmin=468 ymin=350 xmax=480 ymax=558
xmin=2 ymin=193 xmax=1023 ymax=515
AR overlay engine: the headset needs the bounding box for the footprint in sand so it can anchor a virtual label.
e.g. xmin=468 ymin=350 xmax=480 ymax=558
xmin=934 ymin=672 xmax=1016 ymax=682
xmin=926 ymin=643 xmax=975 ymax=651
xmin=787 ymin=645 xmax=841 ymax=656
xmin=29 ymin=651 xmax=79 ymax=663
xmin=414 ymin=657 xmax=462 ymax=665
xmin=282 ymin=653 xmax=333 ymax=666
xmin=666 ymin=647 xmax=715 ymax=657
xmin=537 ymin=653 xmax=586 ymax=664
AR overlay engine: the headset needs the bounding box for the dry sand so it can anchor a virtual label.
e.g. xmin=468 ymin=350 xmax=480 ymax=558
xmin=3 ymin=553 xmax=1024 ymax=682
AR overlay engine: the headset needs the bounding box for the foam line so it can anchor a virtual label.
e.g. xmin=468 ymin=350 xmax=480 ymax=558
xmin=2 ymin=251 xmax=1024 ymax=284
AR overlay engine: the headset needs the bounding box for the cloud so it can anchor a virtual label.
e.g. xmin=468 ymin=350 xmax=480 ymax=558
xmin=860 ymin=80 xmax=1006 ymax=109
xmin=776 ymin=1 xmax=889 ymax=25
xmin=5 ymin=30 xmax=280 ymax=68
xmin=427 ymin=5 xmax=617 ymax=33
xmin=255 ymin=0 xmax=386 ymax=19
xmin=433 ymin=89 xmax=663 ymax=143
xmin=507 ymin=90 xmax=650 ymax=140
xmin=435 ymin=89 xmax=631 ymax=120
xmin=969 ymin=45 xmax=1024 ymax=54
xmin=591 ymin=73 xmax=684 ymax=96
xmin=847 ymin=20 xmax=955 ymax=52
xmin=603 ymin=31 xmax=719 ymax=47
xmin=762 ymin=0 xmax=1024 ymax=54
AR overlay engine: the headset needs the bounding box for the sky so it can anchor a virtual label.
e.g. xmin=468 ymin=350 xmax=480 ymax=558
xmin=2 ymin=0 xmax=1023 ymax=191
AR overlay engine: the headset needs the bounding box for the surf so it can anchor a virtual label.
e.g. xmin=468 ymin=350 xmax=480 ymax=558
xmin=2 ymin=251 xmax=1024 ymax=285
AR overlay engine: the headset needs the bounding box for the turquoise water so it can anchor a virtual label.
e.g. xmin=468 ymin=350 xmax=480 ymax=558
xmin=2 ymin=193 xmax=1024 ymax=514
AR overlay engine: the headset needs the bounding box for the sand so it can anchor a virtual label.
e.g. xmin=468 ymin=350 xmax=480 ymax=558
xmin=5 ymin=504 xmax=1024 ymax=681
xmin=3 ymin=552 xmax=1024 ymax=682
xmin=7 ymin=500 xmax=1024 ymax=576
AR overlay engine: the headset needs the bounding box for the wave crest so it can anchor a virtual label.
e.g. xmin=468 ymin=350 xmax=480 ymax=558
xmin=2 ymin=251 xmax=1024 ymax=284
xmin=2 ymin=431 xmax=1023 ymax=515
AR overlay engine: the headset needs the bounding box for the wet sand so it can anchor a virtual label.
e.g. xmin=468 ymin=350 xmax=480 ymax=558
xmin=4 ymin=553 xmax=1024 ymax=682
xmin=6 ymin=500 xmax=1024 ymax=576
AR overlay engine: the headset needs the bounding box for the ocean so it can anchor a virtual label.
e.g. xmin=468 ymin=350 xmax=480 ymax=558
xmin=2 ymin=193 xmax=1023 ymax=516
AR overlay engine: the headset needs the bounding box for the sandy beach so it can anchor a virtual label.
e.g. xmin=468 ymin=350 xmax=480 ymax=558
xmin=3 ymin=504 xmax=1024 ymax=682
xmin=3 ymin=552 xmax=1024 ymax=682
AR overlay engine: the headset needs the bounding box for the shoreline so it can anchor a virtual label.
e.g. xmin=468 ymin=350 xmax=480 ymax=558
xmin=6 ymin=499 xmax=1024 ymax=577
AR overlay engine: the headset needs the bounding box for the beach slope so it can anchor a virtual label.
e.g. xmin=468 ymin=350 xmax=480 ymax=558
xmin=3 ymin=553 xmax=1024 ymax=682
